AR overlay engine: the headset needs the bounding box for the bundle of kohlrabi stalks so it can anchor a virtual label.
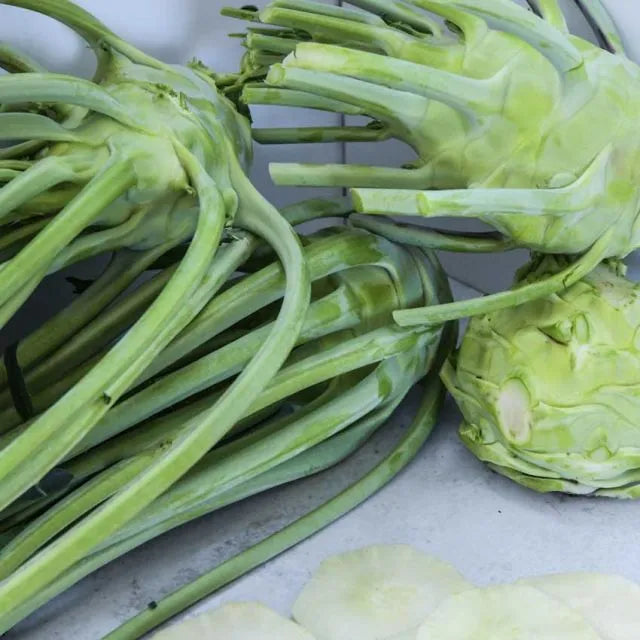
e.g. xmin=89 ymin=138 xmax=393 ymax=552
xmin=222 ymin=0 xmax=640 ymax=498
xmin=0 ymin=0 xmax=460 ymax=634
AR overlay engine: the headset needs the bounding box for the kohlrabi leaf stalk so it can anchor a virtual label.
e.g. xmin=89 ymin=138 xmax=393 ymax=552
xmin=0 ymin=223 xmax=453 ymax=630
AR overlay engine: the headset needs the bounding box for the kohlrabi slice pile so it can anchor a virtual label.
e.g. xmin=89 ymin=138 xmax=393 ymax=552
xmin=146 ymin=544 xmax=640 ymax=639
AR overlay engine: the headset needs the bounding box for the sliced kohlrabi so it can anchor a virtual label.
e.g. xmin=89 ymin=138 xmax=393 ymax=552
xmin=152 ymin=601 xmax=314 ymax=640
xmin=416 ymin=584 xmax=602 ymax=639
xmin=520 ymin=573 xmax=640 ymax=640
xmin=292 ymin=544 xmax=471 ymax=640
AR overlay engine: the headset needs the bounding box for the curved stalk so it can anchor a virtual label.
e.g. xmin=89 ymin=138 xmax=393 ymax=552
xmin=0 ymin=140 xmax=49 ymax=160
xmin=0 ymin=0 xmax=169 ymax=71
xmin=0 ymin=449 xmax=162 ymax=579
xmin=241 ymin=85 xmax=365 ymax=115
xmin=0 ymin=156 xmax=87 ymax=223
xmin=0 ymin=43 xmax=47 ymax=73
xmin=526 ymin=0 xmax=569 ymax=33
xmin=0 ymin=392 xmax=402 ymax=630
xmin=0 ymin=73 xmax=138 ymax=127
xmin=444 ymin=0 xmax=582 ymax=71
xmin=0 ymin=270 xmax=46 ymax=334
xmin=0 ymin=245 xmax=173 ymax=396
xmin=0 ymin=112 xmax=86 ymax=143
xmin=0 ymin=217 xmax=51 ymax=261
xmin=348 ymin=0 xmax=442 ymax=35
xmin=350 ymin=215 xmax=515 ymax=253
xmin=394 ymin=230 xmax=613 ymax=326
xmin=0 ymin=159 xmax=133 ymax=310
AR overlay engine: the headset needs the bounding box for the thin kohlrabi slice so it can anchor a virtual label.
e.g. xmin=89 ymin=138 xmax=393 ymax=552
xmin=292 ymin=544 xmax=471 ymax=640
xmin=520 ymin=573 xmax=640 ymax=640
xmin=151 ymin=602 xmax=314 ymax=640
xmin=416 ymin=584 xmax=602 ymax=640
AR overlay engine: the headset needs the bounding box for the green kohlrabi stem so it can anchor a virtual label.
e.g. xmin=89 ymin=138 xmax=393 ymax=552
xmin=0 ymin=448 xmax=164 ymax=579
xmin=574 ymin=0 xmax=628 ymax=55
xmin=527 ymin=0 xmax=569 ymax=32
xmin=269 ymin=162 xmax=433 ymax=189
xmin=0 ymin=42 xmax=47 ymax=73
xmin=104 ymin=372 xmax=446 ymax=640
xmin=241 ymin=85 xmax=365 ymax=115
xmin=0 ymin=217 xmax=51 ymax=259
xmin=349 ymin=215 xmax=515 ymax=253
xmin=0 ymin=269 xmax=47 ymax=334
xmin=0 ymin=159 xmax=134 ymax=309
xmin=394 ymin=230 xmax=614 ymax=326
xmin=252 ymin=125 xmax=391 ymax=145
xmin=0 ymin=155 xmax=89 ymax=224
xmin=0 ymin=392 xmax=403 ymax=631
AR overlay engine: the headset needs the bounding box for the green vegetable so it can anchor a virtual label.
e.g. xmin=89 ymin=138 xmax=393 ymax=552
xmin=291 ymin=544 xmax=471 ymax=639
xmin=0 ymin=220 xmax=453 ymax=630
xmin=443 ymin=257 xmax=640 ymax=498
xmin=231 ymin=0 xmax=636 ymax=324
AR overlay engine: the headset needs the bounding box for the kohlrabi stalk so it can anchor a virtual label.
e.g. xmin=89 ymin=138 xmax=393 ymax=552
xmin=0 ymin=0 xmax=310 ymax=521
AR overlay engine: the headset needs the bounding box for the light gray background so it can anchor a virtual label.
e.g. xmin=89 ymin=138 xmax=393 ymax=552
xmin=1 ymin=1 xmax=640 ymax=638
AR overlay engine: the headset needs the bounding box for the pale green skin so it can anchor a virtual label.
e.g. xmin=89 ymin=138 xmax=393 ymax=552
xmin=241 ymin=0 xmax=640 ymax=258
xmin=444 ymin=258 xmax=640 ymax=497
